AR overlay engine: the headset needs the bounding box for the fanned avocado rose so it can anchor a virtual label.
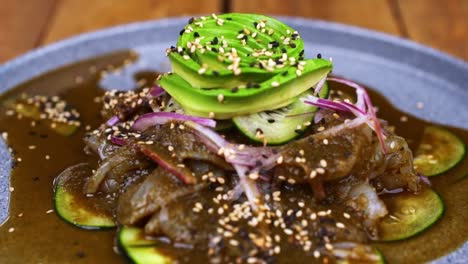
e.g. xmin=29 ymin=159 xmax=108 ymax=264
xmin=159 ymin=13 xmax=333 ymax=119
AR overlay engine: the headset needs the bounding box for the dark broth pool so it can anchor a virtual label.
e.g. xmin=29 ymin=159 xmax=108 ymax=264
xmin=0 ymin=52 xmax=466 ymax=263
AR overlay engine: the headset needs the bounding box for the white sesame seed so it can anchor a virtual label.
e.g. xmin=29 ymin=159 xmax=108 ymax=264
xmin=276 ymin=156 xmax=284 ymax=164
xmin=309 ymin=170 xmax=317 ymax=179
xmin=320 ymin=159 xmax=327 ymax=167
xmin=198 ymin=67 xmax=206 ymax=74
xmin=217 ymin=94 xmax=224 ymax=103
xmin=310 ymin=213 xmax=317 ymax=220
xmin=336 ymin=222 xmax=345 ymax=229
xmin=8 ymin=227 xmax=14 ymax=233
xmin=316 ymin=168 xmax=325 ymax=174
xmin=248 ymin=172 xmax=259 ymax=180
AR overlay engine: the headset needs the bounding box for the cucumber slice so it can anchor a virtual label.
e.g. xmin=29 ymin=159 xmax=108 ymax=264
xmin=118 ymin=227 xmax=172 ymax=264
xmin=414 ymin=126 xmax=466 ymax=176
xmin=378 ymin=188 xmax=444 ymax=242
xmin=233 ymin=83 xmax=329 ymax=145
xmin=54 ymin=164 xmax=116 ymax=230
xmin=12 ymin=99 xmax=79 ymax=136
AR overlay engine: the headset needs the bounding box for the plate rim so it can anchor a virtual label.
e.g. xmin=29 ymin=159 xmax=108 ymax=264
xmin=0 ymin=16 xmax=466 ymax=263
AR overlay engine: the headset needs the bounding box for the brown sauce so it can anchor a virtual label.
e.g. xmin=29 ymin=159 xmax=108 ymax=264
xmin=0 ymin=52 xmax=466 ymax=263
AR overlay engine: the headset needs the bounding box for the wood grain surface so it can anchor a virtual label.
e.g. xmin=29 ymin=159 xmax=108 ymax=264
xmin=0 ymin=0 xmax=467 ymax=62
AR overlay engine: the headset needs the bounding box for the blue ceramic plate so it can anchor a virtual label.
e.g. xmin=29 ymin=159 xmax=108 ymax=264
xmin=0 ymin=16 xmax=467 ymax=263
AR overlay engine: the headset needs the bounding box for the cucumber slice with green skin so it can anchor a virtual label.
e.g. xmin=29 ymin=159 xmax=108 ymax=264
xmin=118 ymin=227 xmax=172 ymax=264
xmin=54 ymin=164 xmax=116 ymax=230
xmin=9 ymin=98 xmax=79 ymax=136
xmin=414 ymin=126 xmax=466 ymax=177
xmin=378 ymin=188 xmax=444 ymax=242
xmin=233 ymin=82 xmax=329 ymax=144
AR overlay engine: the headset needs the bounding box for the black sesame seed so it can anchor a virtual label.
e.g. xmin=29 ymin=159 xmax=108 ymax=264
xmin=261 ymin=154 xmax=268 ymax=159
xmin=179 ymin=29 xmax=185 ymax=36
xmin=281 ymin=71 xmax=288 ymax=76
xmin=242 ymin=35 xmax=248 ymax=41
xmin=188 ymin=17 xmax=194 ymax=24
xmin=226 ymin=17 xmax=232 ymax=20
xmin=253 ymin=83 xmax=261 ymax=88
xmin=231 ymin=87 xmax=239 ymax=93
xmin=253 ymin=22 xmax=258 ymax=27
xmin=238 ymin=30 xmax=244 ymax=33
xmin=281 ymin=48 xmax=287 ymax=53
xmin=246 ymin=81 xmax=253 ymax=88
xmin=317 ymin=53 xmax=322 ymax=59
xmin=213 ymin=37 xmax=219 ymax=45
xmin=298 ymin=56 xmax=304 ymax=61
xmin=299 ymin=50 xmax=305 ymax=56
xmin=289 ymin=43 xmax=297 ymax=48
xmin=194 ymin=32 xmax=200 ymax=38
xmin=212 ymin=71 xmax=219 ymax=76
xmin=269 ymin=41 xmax=279 ymax=48
xmin=211 ymin=47 xmax=217 ymax=52
xmin=267 ymin=119 xmax=275 ymax=123
xmin=255 ymin=160 xmax=263 ymax=166
xmin=272 ymin=149 xmax=278 ymax=154
xmin=249 ymin=62 xmax=256 ymax=67
xmin=294 ymin=129 xmax=303 ymax=134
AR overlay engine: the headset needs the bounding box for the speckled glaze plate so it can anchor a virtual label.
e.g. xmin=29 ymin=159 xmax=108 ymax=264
xmin=0 ymin=16 xmax=467 ymax=263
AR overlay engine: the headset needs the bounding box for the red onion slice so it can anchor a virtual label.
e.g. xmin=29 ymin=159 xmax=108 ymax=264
xmin=150 ymin=85 xmax=165 ymax=97
xmin=132 ymin=112 xmax=216 ymax=131
xmin=106 ymin=115 xmax=120 ymax=126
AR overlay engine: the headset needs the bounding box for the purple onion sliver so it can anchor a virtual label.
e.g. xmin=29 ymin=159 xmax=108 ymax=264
xmin=150 ymin=85 xmax=165 ymax=97
xmin=106 ymin=115 xmax=120 ymax=126
xmin=110 ymin=136 xmax=127 ymax=146
xmin=132 ymin=112 xmax=216 ymax=131
xmin=418 ymin=173 xmax=432 ymax=186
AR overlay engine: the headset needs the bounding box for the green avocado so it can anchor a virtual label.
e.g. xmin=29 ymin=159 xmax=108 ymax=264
xmin=159 ymin=59 xmax=332 ymax=119
xmin=168 ymin=13 xmax=305 ymax=89
xmin=160 ymin=13 xmax=333 ymax=119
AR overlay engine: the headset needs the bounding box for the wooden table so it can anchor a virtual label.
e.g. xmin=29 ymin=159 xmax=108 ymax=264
xmin=1 ymin=0 xmax=467 ymax=63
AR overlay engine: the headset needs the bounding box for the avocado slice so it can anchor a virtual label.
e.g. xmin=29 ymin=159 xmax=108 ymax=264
xmin=168 ymin=13 xmax=305 ymax=89
xmin=159 ymin=59 xmax=332 ymax=119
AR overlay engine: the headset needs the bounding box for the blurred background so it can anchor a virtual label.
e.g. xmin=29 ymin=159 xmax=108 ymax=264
xmin=1 ymin=0 xmax=467 ymax=63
